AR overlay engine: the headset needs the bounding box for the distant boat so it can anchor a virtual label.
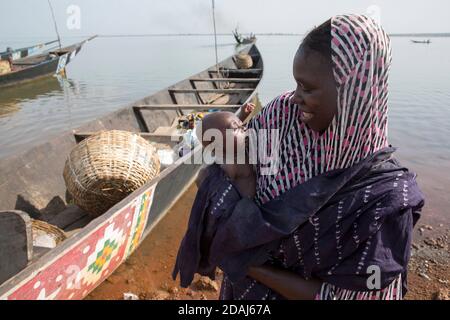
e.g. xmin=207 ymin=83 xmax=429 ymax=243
xmin=411 ymin=39 xmax=431 ymax=44
xmin=0 ymin=36 xmax=96 ymax=88
xmin=0 ymin=40 xmax=60 ymax=61
xmin=232 ymin=28 xmax=257 ymax=45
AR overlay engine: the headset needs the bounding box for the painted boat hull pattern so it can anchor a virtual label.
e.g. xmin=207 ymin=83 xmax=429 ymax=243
xmin=1 ymin=186 xmax=155 ymax=300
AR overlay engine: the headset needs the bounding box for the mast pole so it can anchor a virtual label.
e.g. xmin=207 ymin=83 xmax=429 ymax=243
xmin=211 ymin=0 xmax=219 ymax=73
xmin=47 ymin=0 xmax=62 ymax=49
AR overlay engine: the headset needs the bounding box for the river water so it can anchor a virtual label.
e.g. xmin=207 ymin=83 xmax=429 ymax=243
xmin=0 ymin=35 xmax=449 ymax=226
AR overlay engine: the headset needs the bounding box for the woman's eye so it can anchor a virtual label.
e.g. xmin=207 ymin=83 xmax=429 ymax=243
xmin=298 ymin=82 xmax=311 ymax=93
xmin=301 ymin=85 xmax=312 ymax=93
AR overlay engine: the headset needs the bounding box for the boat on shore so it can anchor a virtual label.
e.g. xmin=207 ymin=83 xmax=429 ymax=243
xmin=0 ymin=36 xmax=96 ymax=88
xmin=0 ymin=44 xmax=263 ymax=300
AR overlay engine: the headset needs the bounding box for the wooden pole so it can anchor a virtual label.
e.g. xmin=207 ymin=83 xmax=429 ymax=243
xmin=211 ymin=0 xmax=219 ymax=76
xmin=47 ymin=0 xmax=62 ymax=49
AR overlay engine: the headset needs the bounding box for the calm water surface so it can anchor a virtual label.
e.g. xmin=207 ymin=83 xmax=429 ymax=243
xmin=0 ymin=35 xmax=449 ymax=225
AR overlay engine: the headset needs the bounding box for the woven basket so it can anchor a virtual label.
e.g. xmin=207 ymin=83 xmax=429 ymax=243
xmin=235 ymin=53 xmax=253 ymax=69
xmin=63 ymin=130 xmax=161 ymax=217
xmin=32 ymin=219 xmax=67 ymax=247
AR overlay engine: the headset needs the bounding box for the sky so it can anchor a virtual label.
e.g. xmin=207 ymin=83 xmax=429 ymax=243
xmin=1 ymin=0 xmax=450 ymax=39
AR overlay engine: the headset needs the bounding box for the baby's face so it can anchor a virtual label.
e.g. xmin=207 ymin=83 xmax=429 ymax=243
xmin=200 ymin=112 xmax=248 ymax=163
xmin=221 ymin=114 xmax=247 ymax=143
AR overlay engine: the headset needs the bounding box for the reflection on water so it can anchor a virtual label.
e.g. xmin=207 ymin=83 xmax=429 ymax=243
xmin=0 ymin=102 xmax=20 ymax=118
xmin=0 ymin=35 xmax=449 ymax=226
xmin=0 ymin=73 xmax=84 ymax=156
xmin=0 ymin=75 xmax=63 ymax=117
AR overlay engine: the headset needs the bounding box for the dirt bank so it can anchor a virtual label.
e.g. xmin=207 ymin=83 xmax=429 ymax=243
xmin=86 ymin=183 xmax=449 ymax=300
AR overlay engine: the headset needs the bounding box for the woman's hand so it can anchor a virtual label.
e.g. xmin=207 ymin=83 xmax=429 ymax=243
xmin=247 ymin=265 xmax=322 ymax=300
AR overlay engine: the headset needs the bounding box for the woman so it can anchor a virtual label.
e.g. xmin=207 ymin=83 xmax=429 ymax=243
xmin=221 ymin=15 xmax=423 ymax=299
xmin=173 ymin=14 xmax=425 ymax=300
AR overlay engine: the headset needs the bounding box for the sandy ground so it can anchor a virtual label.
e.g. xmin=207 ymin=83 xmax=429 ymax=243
xmin=86 ymin=183 xmax=449 ymax=301
xmin=407 ymin=226 xmax=449 ymax=300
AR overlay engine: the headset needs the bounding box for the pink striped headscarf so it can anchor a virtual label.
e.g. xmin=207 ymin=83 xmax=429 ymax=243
xmin=249 ymin=14 xmax=392 ymax=204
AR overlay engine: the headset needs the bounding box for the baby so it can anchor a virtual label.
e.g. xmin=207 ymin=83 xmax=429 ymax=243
xmin=196 ymin=103 xmax=256 ymax=198
xmin=173 ymin=103 xmax=260 ymax=287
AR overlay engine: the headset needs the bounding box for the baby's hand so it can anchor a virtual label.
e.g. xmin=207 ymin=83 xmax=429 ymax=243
xmin=243 ymin=103 xmax=255 ymax=115
xmin=237 ymin=103 xmax=255 ymax=121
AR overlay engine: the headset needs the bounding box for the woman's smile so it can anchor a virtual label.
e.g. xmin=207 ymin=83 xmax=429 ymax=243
xmin=300 ymin=110 xmax=315 ymax=122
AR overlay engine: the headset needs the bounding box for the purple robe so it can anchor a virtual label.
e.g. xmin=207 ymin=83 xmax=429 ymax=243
xmin=172 ymin=147 xmax=424 ymax=299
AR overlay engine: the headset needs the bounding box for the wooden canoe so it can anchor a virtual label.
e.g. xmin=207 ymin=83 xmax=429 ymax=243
xmin=0 ymin=44 xmax=263 ymax=300
xmin=0 ymin=36 xmax=96 ymax=88
xmin=0 ymin=40 xmax=60 ymax=61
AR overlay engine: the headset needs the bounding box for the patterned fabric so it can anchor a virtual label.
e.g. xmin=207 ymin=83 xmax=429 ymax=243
xmin=316 ymin=274 xmax=402 ymax=300
xmin=172 ymin=164 xmax=242 ymax=287
xmin=248 ymin=14 xmax=392 ymax=204
xmin=173 ymin=148 xmax=424 ymax=300
xmin=212 ymin=149 xmax=423 ymax=300
xmin=221 ymin=274 xmax=403 ymax=300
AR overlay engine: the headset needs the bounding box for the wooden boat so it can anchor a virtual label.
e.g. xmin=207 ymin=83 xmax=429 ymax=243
xmin=0 ymin=39 xmax=60 ymax=61
xmin=232 ymin=29 xmax=257 ymax=45
xmin=0 ymin=44 xmax=263 ymax=299
xmin=0 ymin=36 xmax=96 ymax=88
xmin=411 ymin=39 xmax=431 ymax=44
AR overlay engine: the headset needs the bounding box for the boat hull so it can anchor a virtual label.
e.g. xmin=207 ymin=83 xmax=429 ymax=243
xmin=0 ymin=157 xmax=200 ymax=300
xmin=0 ymin=44 xmax=263 ymax=299
xmin=0 ymin=40 xmax=59 ymax=61
xmin=0 ymin=38 xmax=92 ymax=88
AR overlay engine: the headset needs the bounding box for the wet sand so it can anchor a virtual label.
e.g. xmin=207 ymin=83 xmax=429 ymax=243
xmin=87 ymin=182 xmax=449 ymax=300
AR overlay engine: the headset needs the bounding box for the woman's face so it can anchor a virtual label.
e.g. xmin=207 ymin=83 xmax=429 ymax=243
xmin=292 ymin=47 xmax=338 ymax=133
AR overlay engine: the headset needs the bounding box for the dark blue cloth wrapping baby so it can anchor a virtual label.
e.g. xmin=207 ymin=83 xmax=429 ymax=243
xmin=172 ymin=147 xmax=424 ymax=297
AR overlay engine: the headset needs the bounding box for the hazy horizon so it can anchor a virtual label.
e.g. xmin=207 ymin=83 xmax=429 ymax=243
xmin=1 ymin=0 xmax=450 ymax=41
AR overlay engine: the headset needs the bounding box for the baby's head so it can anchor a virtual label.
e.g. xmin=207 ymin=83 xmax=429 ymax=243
xmin=197 ymin=111 xmax=247 ymax=163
